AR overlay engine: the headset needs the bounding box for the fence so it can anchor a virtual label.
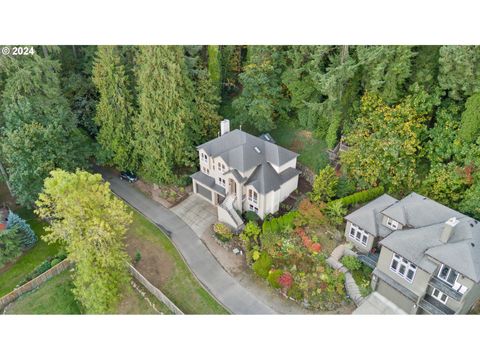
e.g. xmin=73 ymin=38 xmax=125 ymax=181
xmin=128 ymin=263 xmax=184 ymax=315
xmin=0 ymin=259 xmax=72 ymax=311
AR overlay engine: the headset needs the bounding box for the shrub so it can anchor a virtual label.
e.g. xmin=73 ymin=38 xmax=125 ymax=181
xmin=278 ymin=272 xmax=293 ymax=290
xmin=341 ymin=256 xmax=362 ymax=272
xmin=336 ymin=176 xmax=356 ymax=198
xmin=252 ymin=251 xmax=273 ymax=279
xmin=267 ymin=269 xmax=283 ymax=288
xmin=50 ymin=258 xmax=61 ymax=267
xmin=213 ymin=223 xmax=233 ymax=242
xmin=287 ymin=284 xmax=303 ymax=301
xmin=0 ymin=225 xmax=23 ymax=267
xmin=262 ymin=211 xmax=298 ymax=233
xmin=311 ymin=166 xmax=338 ymax=203
xmin=244 ymin=211 xmax=261 ymax=223
xmin=330 ymin=186 xmax=384 ymax=208
xmin=296 ymin=199 xmax=326 ymax=228
xmin=134 ymin=250 xmax=142 ymax=263
xmin=325 ymin=200 xmax=347 ymax=225
xmin=240 ymin=221 xmax=261 ymax=250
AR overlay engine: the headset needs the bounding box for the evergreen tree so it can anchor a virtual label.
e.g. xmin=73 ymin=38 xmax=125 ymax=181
xmin=92 ymin=46 xmax=135 ymax=170
xmin=438 ymin=45 xmax=480 ymax=101
xmin=0 ymin=55 xmax=92 ymax=207
xmin=458 ymin=92 xmax=480 ymax=144
xmin=207 ymin=45 xmax=221 ymax=94
xmin=133 ymin=46 xmax=194 ymax=184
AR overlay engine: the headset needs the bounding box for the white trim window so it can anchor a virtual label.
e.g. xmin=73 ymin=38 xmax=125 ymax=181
xmin=348 ymin=224 xmax=369 ymax=247
xmin=217 ymin=177 xmax=226 ymax=187
xmin=249 ymin=204 xmax=259 ymax=213
xmin=431 ymin=288 xmax=448 ymax=304
xmin=248 ymin=189 xmax=258 ymax=204
xmin=386 ymin=217 xmax=399 ymax=230
xmin=217 ymin=161 xmax=226 ymax=173
xmin=390 ymin=253 xmax=417 ymax=283
xmin=201 ymin=152 xmax=208 ymax=163
xmin=437 ymin=264 xmax=459 ymax=287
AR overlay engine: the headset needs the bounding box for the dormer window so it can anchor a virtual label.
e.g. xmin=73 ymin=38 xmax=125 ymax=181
xmin=386 ymin=217 xmax=398 ymax=230
xmin=201 ymin=152 xmax=208 ymax=163
xmin=437 ymin=264 xmax=459 ymax=287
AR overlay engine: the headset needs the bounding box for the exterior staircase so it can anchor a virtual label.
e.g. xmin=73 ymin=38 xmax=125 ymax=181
xmin=219 ymin=194 xmax=244 ymax=231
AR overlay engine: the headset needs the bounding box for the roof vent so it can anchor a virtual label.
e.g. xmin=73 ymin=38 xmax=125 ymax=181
xmin=470 ymin=223 xmax=474 ymax=228
xmin=441 ymin=217 xmax=459 ymax=243
xmin=254 ymin=146 xmax=261 ymax=154
xmin=471 ymin=243 xmax=475 ymax=247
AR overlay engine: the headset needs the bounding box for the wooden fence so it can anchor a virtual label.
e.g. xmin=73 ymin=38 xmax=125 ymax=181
xmin=128 ymin=264 xmax=184 ymax=315
xmin=0 ymin=259 xmax=72 ymax=311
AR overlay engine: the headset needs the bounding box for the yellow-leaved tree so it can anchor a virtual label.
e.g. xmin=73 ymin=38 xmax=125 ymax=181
xmin=35 ymin=169 xmax=132 ymax=314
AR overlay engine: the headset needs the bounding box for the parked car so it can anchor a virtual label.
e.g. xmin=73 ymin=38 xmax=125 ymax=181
xmin=120 ymin=171 xmax=138 ymax=183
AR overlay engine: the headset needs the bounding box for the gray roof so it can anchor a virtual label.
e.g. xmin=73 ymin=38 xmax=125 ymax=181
xmin=244 ymin=163 xmax=301 ymax=195
xmin=197 ymin=129 xmax=298 ymax=173
xmin=224 ymin=168 xmax=247 ymax=183
xmin=381 ymin=217 xmax=480 ymax=282
xmin=344 ymin=194 xmax=398 ymax=237
xmin=381 ymin=192 xmax=462 ymax=228
xmin=190 ymin=171 xmax=226 ymax=196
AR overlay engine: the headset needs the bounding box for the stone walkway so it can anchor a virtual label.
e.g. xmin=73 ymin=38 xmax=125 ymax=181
xmin=326 ymin=244 xmax=364 ymax=306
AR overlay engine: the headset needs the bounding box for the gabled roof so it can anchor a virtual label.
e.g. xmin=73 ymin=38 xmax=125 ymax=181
xmin=245 ymin=162 xmax=282 ymax=194
xmin=344 ymin=194 xmax=398 ymax=237
xmin=381 ymin=216 xmax=480 ymax=282
xmin=381 ymin=192 xmax=462 ymax=227
xmin=197 ymin=129 xmax=298 ymax=173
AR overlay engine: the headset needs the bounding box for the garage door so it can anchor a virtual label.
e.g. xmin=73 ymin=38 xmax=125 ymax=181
xmin=196 ymin=183 xmax=212 ymax=201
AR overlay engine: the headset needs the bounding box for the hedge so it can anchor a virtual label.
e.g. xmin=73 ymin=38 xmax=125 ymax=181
xmin=327 ymin=186 xmax=384 ymax=209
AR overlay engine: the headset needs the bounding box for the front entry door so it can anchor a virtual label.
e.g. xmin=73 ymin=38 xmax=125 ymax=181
xmin=228 ymin=179 xmax=236 ymax=195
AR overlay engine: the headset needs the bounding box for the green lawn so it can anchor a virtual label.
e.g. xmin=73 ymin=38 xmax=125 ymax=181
xmin=127 ymin=209 xmax=228 ymax=314
xmin=270 ymin=122 xmax=328 ymax=173
xmin=5 ymin=270 xmax=174 ymax=315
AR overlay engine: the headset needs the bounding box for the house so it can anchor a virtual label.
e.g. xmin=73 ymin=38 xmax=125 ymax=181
xmin=345 ymin=192 xmax=480 ymax=314
xmin=191 ymin=120 xmax=300 ymax=230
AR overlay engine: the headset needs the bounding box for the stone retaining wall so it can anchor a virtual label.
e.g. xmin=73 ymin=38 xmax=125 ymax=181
xmin=297 ymin=163 xmax=315 ymax=185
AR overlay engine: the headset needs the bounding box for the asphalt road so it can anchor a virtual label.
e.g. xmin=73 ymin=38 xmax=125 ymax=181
xmin=98 ymin=168 xmax=276 ymax=314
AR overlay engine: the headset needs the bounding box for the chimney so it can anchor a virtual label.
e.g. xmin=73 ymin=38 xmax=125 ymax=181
xmin=220 ymin=119 xmax=230 ymax=136
xmin=441 ymin=217 xmax=459 ymax=243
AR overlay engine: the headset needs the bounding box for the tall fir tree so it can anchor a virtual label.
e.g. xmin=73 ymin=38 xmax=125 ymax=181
xmin=92 ymin=46 xmax=136 ymax=170
xmin=133 ymin=46 xmax=194 ymax=184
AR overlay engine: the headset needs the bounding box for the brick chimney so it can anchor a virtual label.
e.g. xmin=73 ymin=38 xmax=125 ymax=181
xmin=440 ymin=217 xmax=459 ymax=243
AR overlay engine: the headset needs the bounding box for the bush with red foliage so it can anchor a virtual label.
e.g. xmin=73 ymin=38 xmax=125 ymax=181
xmin=295 ymin=227 xmax=321 ymax=253
xmin=279 ymin=272 xmax=293 ymax=289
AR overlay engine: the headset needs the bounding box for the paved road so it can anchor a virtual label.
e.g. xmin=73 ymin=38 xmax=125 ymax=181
xmin=99 ymin=169 xmax=275 ymax=314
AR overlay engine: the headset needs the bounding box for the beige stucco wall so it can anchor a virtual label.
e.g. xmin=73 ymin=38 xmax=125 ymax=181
xmin=344 ymin=221 xmax=375 ymax=253
xmin=377 ymin=246 xmax=430 ymax=297
xmin=279 ymin=175 xmax=298 ymax=202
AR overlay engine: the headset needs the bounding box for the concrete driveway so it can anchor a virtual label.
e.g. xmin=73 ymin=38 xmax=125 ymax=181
xmin=171 ymin=194 xmax=217 ymax=237
xmin=96 ymin=167 xmax=275 ymax=314
xmin=353 ymin=292 xmax=406 ymax=314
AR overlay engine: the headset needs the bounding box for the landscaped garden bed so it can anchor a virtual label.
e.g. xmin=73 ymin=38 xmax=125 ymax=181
xmin=238 ymin=199 xmax=350 ymax=312
xmin=134 ymin=179 xmax=189 ymax=208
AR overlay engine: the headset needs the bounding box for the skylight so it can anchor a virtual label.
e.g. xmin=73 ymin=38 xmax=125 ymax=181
xmin=254 ymin=146 xmax=261 ymax=154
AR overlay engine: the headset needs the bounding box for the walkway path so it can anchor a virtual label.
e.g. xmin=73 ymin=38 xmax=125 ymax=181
xmin=327 ymin=244 xmax=364 ymax=306
xmin=97 ymin=168 xmax=275 ymax=314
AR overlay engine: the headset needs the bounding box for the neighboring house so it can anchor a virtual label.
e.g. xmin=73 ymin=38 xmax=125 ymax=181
xmin=345 ymin=192 xmax=480 ymax=314
xmin=191 ymin=120 xmax=300 ymax=230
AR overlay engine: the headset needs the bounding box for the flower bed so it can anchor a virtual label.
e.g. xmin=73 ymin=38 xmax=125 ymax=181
xmin=240 ymin=201 xmax=349 ymax=311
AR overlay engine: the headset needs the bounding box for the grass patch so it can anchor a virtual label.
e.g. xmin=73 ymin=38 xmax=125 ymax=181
xmin=6 ymin=270 xmax=175 ymax=314
xmin=5 ymin=270 xmax=81 ymax=314
xmin=126 ymin=209 xmax=228 ymax=314
xmin=270 ymin=122 xmax=328 ymax=172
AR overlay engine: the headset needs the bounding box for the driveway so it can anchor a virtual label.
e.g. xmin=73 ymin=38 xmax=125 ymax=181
xmin=171 ymin=194 xmax=217 ymax=237
xmin=353 ymin=292 xmax=406 ymax=314
xmin=97 ymin=167 xmax=275 ymax=314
